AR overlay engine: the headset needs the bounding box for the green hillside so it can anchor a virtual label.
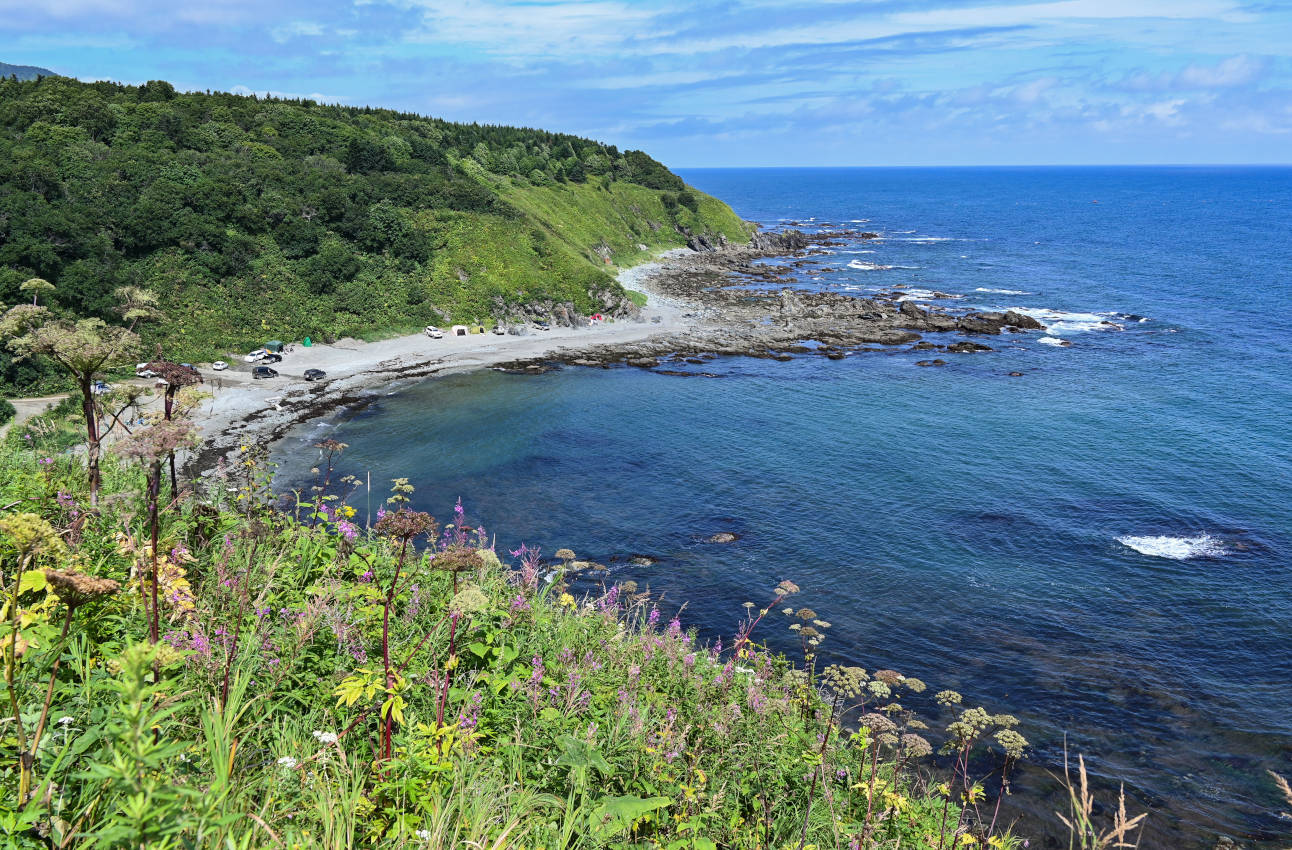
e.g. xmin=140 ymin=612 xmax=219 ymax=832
xmin=0 ymin=76 xmax=749 ymax=392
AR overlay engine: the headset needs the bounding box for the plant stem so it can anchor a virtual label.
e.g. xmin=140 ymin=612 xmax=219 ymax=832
xmin=434 ymin=613 xmax=459 ymax=755
xmin=6 ymin=553 xmax=32 ymax=801
xmin=796 ymin=693 xmax=839 ymax=850
xmin=29 ymin=605 xmax=75 ymax=775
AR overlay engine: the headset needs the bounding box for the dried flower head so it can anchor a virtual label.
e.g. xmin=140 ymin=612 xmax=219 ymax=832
xmin=903 ymin=677 xmax=927 ymax=694
xmin=774 ymin=580 xmax=800 ymax=596
xmin=794 ymin=608 xmax=817 ymax=621
xmin=858 ymin=713 xmax=897 ymax=734
xmin=993 ymin=713 xmax=1020 ymax=729
xmin=935 ymin=690 xmax=963 ymax=707
xmin=44 ymin=569 xmax=120 ymax=608
xmin=147 ymin=360 xmax=203 ymax=388
xmin=874 ymin=669 xmax=904 ymax=686
xmin=314 ymin=439 xmax=348 ymax=453
xmin=115 ymin=419 xmax=199 ymax=463
xmin=901 ymin=733 xmax=934 ymax=758
xmin=435 ymin=546 xmax=483 ymax=574
xmin=554 ymin=548 xmax=576 ymax=562
xmin=375 ymin=509 xmax=437 ymax=541
xmin=620 ymin=580 xmax=638 ymax=594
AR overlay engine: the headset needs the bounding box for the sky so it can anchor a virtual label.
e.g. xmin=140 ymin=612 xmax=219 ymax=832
xmin=2 ymin=0 xmax=1291 ymax=167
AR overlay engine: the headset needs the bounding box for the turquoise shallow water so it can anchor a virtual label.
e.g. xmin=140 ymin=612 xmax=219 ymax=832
xmin=275 ymin=167 xmax=1292 ymax=846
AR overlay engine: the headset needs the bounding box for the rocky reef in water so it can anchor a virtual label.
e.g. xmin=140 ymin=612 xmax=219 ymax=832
xmin=495 ymin=227 xmax=1050 ymax=374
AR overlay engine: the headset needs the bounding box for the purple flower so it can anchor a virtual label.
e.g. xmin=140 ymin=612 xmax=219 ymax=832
xmin=648 ymin=607 xmax=660 ymax=627
xmin=336 ymin=520 xmax=358 ymax=541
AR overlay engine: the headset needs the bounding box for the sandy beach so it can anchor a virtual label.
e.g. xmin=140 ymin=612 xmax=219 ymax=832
xmin=184 ymin=250 xmax=703 ymax=473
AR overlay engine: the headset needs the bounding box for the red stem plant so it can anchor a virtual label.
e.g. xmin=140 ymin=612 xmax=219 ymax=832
xmin=372 ymin=508 xmax=438 ymax=762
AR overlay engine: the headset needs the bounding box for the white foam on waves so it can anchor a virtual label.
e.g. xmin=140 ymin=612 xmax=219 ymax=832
xmin=848 ymin=260 xmax=892 ymax=271
xmin=1117 ymin=534 xmax=1229 ymax=560
xmin=1037 ymin=336 xmax=1067 ymax=347
xmin=975 ymin=287 xmax=1032 ymax=295
xmin=1007 ymin=306 xmax=1121 ymax=335
xmin=894 ymin=288 xmax=943 ymax=301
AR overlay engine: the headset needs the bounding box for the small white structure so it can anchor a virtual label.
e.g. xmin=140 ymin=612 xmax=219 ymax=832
xmin=451 ymin=325 xmax=469 ymax=337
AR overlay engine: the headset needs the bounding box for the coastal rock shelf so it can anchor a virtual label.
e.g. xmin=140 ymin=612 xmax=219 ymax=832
xmin=494 ymin=227 xmax=1050 ymax=374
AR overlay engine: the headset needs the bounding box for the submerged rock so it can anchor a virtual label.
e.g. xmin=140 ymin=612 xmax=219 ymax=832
xmin=705 ymin=531 xmax=740 ymax=544
xmin=948 ymin=341 xmax=993 ymax=353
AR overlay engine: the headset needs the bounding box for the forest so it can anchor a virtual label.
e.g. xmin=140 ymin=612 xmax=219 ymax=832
xmin=0 ymin=75 xmax=748 ymax=393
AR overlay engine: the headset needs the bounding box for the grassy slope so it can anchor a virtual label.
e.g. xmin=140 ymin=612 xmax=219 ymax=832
xmin=126 ymin=179 xmax=746 ymax=363
xmin=502 ymin=176 xmax=752 ymax=270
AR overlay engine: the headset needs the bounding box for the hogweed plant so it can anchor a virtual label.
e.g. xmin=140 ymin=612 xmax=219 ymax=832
xmin=0 ymin=437 xmax=1160 ymax=848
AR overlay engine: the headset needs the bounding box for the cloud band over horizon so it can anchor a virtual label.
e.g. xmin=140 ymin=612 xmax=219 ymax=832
xmin=2 ymin=0 xmax=1289 ymax=167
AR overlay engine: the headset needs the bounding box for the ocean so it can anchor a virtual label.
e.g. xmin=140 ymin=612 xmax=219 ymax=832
xmin=274 ymin=167 xmax=1292 ymax=846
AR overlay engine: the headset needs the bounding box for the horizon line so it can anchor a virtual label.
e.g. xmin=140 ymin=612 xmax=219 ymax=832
xmin=672 ymin=162 xmax=1292 ymax=170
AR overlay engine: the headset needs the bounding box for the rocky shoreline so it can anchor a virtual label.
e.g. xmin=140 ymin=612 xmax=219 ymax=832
xmin=492 ymin=227 xmax=1048 ymax=375
xmin=186 ymin=226 xmax=1050 ymax=477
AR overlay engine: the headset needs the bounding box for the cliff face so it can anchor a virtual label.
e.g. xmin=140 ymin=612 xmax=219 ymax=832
xmin=0 ymin=75 xmax=748 ymax=381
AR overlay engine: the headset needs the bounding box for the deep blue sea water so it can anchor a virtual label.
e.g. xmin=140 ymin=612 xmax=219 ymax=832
xmin=276 ymin=167 xmax=1292 ymax=846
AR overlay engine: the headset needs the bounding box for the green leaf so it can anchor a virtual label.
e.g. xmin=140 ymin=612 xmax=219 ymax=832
xmin=591 ymin=794 xmax=672 ymax=837
xmin=555 ymin=735 xmax=612 ymax=776
xmin=19 ymin=570 xmax=47 ymax=594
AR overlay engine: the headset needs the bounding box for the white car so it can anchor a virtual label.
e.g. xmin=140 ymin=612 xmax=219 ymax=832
xmin=425 ymin=326 xmax=444 ymax=339
xmin=244 ymin=349 xmax=269 ymax=363
xmin=212 ymin=360 xmax=229 ymax=371
xmin=135 ymin=362 xmax=159 ymax=378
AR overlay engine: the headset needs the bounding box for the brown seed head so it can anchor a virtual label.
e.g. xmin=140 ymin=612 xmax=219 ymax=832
xmin=45 ymin=569 xmax=120 ymax=608
xmin=375 ymin=509 xmax=438 ymax=541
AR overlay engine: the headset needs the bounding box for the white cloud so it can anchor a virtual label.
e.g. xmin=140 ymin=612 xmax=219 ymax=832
xmin=228 ymin=84 xmax=348 ymax=103
xmin=271 ymin=21 xmax=326 ymax=43
xmin=385 ymin=0 xmax=666 ymax=56
xmin=1177 ymin=54 xmax=1265 ymax=87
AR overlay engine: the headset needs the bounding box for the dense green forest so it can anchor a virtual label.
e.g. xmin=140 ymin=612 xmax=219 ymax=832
xmin=0 ymin=75 xmax=749 ymax=393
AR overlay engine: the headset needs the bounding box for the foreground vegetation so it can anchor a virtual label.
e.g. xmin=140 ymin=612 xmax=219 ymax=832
xmin=0 ymin=75 xmax=749 ymax=394
xmin=0 ymin=400 xmax=1075 ymax=849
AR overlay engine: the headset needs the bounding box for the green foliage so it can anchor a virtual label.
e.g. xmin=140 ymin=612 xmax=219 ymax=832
xmin=0 ymin=433 xmax=1079 ymax=849
xmin=0 ymin=76 xmax=748 ymax=393
xmin=0 ymin=398 xmax=13 ymax=426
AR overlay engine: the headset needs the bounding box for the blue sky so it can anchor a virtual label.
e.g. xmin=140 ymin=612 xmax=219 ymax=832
xmin=3 ymin=0 xmax=1290 ymax=167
